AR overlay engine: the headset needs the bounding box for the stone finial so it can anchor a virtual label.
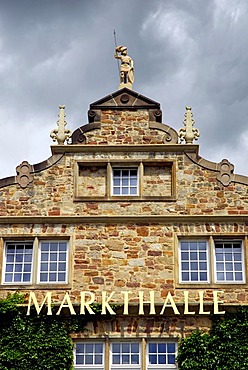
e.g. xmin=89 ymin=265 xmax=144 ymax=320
xmin=178 ymin=106 xmax=200 ymax=144
xmin=114 ymin=45 xmax=134 ymax=90
xmin=50 ymin=105 xmax=72 ymax=145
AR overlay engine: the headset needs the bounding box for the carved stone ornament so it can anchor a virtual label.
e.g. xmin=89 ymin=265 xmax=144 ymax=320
xmin=114 ymin=46 xmax=134 ymax=90
xmin=217 ymin=159 xmax=234 ymax=186
xmin=178 ymin=106 xmax=200 ymax=144
xmin=50 ymin=105 xmax=72 ymax=145
xmin=16 ymin=161 xmax=33 ymax=188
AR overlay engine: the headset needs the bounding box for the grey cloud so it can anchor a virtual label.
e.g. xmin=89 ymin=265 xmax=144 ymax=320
xmin=0 ymin=0 xmax=247 ymax=178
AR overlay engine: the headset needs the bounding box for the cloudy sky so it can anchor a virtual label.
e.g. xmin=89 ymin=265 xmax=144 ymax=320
xmin=0 ymin=0 xmax=248 ymax=178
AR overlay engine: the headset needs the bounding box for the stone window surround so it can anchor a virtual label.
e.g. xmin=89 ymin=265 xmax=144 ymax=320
xmin=175 ymin=235 xmax=248 ymax=289
xmin=74 ymin=338 xmax=177 ymax=370
xmin=0 ymin=236 xmax=71 ymax=289
xmin=74 ymin=159 xmax=176 ymax=202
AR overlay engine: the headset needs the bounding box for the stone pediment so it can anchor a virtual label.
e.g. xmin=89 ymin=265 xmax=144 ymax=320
xmin=90 ymin=88 xmax=160 ymax=111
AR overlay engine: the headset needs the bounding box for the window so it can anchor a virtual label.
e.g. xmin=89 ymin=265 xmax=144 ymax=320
xmin=75 ymin=160 xmax=176 ymax=201
xmin=112 ymin=168 xmax=138 ymax=196
xmin=179 ymin=238 xmax=245 ymax=285
xmin=179 ymin=241 xmax=209 ymax=283
xmin=111 ymin=342 xmax=140 ymax=368
xmin=74 ymin=340 xmax=177 ymax=369
xmin=39 ymin=241 xmax=68 ymax=283
xmin=75 ymin=342 xmax=104 ymax=369
xmin=147 ymin=342 xmax=177 ymax=369
xmin=4 ymin=242 xmax=33 ymax=284
xmin=2 ymin=239 xmax=69 ymax=285
xmin=215 ymin=241 xmax=244 ymax=283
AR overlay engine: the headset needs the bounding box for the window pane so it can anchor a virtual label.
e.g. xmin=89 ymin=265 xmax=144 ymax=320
xmin=112 ymin=168 xmax=138 ymax=196
xmin=4 ymin=243 xmax=33 ymax=284
xmin=111 ymin=342 xmax=139 ymax=366
xmin=180 ymin=241 xmax=208 ymax=282
xmin=215 ymin=241 xmax=244 ymax=282
xmin=39 ymin=241 xmax=68 ymax=283
xmin=148 ymin=342 xmax=176 ymax=367
xmin=75 ymin=342 xmax=103 ymax=366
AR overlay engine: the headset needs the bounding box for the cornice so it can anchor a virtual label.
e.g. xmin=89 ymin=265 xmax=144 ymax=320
xmin=0 ymin=214 xmax=247 ymax=225
xmin=51 ymin=144 xmax=199 ymax=155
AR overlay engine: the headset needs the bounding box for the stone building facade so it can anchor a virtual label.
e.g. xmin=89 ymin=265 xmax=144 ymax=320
xmin=0 ymin=86 xmax=248 ymax=369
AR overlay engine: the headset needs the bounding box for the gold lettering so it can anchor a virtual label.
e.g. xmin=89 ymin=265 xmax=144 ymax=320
xmin=213 ymin=291 xmax=225 ymax=314
xmin=184 ymin=291 xmax=195 ymax=315
xmin=56 ymin=292 xmax=76 ymax=315
xmin=101 ymin=291 xmax=116 ymax=315
xmin=149 ymin=291 xmax=156 ymax=314
xmin=121 ymin=291 xmax=131 ymax=315
xmin=138 ymin=291 xmax=144 ymax=315
xmin=27 ymin=292 xmax=52 ymax=316
xmin=199 ymin=291 xmax=210 ymax=314
xmin=160 ymin=292 xmax=180 ymax=315
xmin=80 ymin=292 xmax=96 ymax=315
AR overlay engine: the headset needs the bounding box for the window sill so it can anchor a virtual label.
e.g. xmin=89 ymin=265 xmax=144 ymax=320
xmin=0 ymin=283 xmax=71 ymax=290
xmin=74 ymin=196 xmax=177 ymax=202
xmin=176 ymin=282 xmax=247 ymax=289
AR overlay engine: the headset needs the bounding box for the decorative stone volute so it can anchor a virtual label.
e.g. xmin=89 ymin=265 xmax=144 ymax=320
xmin=217 ymin=159 xmax=234 ymax=186
xmin=178 ymin=106 xmax=200 ymax=144
xmin=50 ymin=105 xmax=72 ymax=145
xmin=16 ymin=161 xmax=33 ymax=188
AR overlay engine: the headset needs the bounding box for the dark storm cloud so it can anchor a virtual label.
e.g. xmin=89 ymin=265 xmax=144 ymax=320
xmin=0 ymin=0 xmax=247 ymax=177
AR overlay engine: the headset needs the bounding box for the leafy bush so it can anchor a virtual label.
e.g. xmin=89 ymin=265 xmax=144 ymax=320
xmin=0 ymin=293 xmax=74 ymax=370
xmin=177 ymin=307 xmax=248 ymax=370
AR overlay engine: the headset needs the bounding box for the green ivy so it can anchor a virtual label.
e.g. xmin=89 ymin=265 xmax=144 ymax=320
xmin=0 ymin=293 xmax=80 ymax=370
xmin=177 ymin=307 xmax=248 ymax=370
xmin=0 ymin=293 xmax=120 ymax=370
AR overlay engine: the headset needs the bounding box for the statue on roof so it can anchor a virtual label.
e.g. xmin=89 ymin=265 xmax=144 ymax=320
xmin=114 ymin=45 xmax=134 ymax=90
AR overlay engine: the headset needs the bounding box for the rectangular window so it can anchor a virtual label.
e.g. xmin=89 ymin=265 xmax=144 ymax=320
xmin=75 ymin=342 xmax=104 ymax=369
xmin=179 ymin=238 xmax=245 ymax=285
xmin=147 ymin=342 xmax=177 ymax=369
xmin=74 ymin=340 xmax=177 ymax=369
xmin=39 ymin=241 xmax=68 ymax=283
xmin=179 ymin=241 xmax=208 ymax=283
xmin=2 ymin=239 xmax=69 ymax=285
xmin=4 ymin=242 xmax=33 ymax=284
xmin=75 ymin=160 xmax=176 ymax=202
xmin=111 ymin=342 xmax=140 ymax=368
xmin=112 ymin=168 xmax=138 ymax=196
xmin=215 ymin=241 xmax=244 ymax=283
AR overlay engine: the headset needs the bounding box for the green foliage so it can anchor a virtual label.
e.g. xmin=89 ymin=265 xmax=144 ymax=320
xmin=177 ymin=307 xmax=248 ymax=370
xmin=0 ymin=293 xmax=119 ymax=369
xmin=0 ymin=293 xmax=85 ymax=370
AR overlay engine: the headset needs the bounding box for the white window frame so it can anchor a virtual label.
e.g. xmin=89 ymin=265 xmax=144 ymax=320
xmin=179 ymin=240 xmax=210 ymax=284
xmin=214 ymin=240 xmax=245 ymax=284
xmin=110 ymin=341 xmax=141 ymax=369
xmin=147 ymin=340 xmax=177 ymax=369
xmin=2 ymin=241 xmax=34 ymax=285
xmin=111 ymin=166 xmax=139 ymax=196
xmin=2 ymin=238 xmax=69 ymax=285
xmin=179 ymin=238 xmax=246 ymax=285
xmin=74 ymin=341 xmax=104 ymax=369
xmin=37 ymin=240 xmax=69 ymax=284
xmin=74 ymin=339 xmax=177 ymax=370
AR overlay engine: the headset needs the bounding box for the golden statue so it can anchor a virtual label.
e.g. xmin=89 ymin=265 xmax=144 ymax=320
xmin=114 ymin=45 xmax=134 ymax=89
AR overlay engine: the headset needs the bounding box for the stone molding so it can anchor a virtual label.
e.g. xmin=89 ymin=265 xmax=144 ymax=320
xmin=0 ymin=214 xmax=247 ymax=224
xmin=16 ymin=161 xmax=34 ymax=188
xmin=89 ymin=88 xmax=161 ymax=111
xmin=186 ymin=152 xmax=248 ymax=186
xmin=51 ymin=144 xmax=199 ymax=154
xmin=0 ymin=154 xmax=64 ymax=189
